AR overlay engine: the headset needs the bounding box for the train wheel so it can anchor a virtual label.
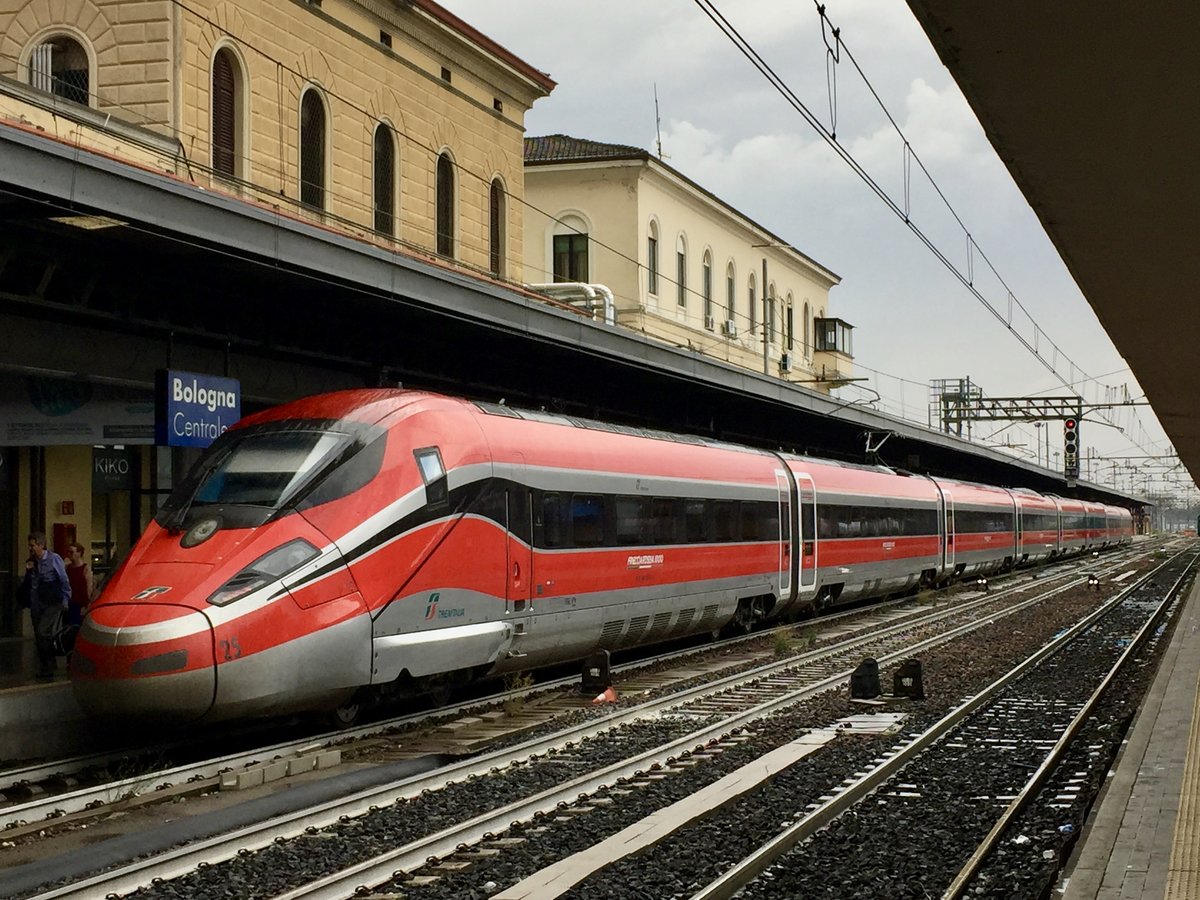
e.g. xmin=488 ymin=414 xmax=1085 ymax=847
xmin=326 ymin=697 xmax=362 ymax=729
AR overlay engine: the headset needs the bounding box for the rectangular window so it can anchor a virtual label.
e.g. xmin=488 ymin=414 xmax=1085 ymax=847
xmin=685 ymin=500 xmax=707 ymax=543
xmin=786 ymin=306 xmax=794 ymax=350
xmin=651 ymin=497 xmax=676 ymax=544
xmin=677 ymin=252 xmax=687 ymax=307
xmin=553 ymin=234 xmax=588 ymax=283
xmin=749 ymin=286 xmax=756 ymax=334
xmin=572 ymin=494 xmax=605 ymax=546
xmin=713 ymin=501 xmax=736 ymax=542
xmin=647 ymin=236 xmax=658 ymax=295
xmin=767 ymin=297 xmax=776 ymax=345
xmin=380 ymin=31 xmax=392 ymax=48
xmin=543 ymin=493 xmax=570 ymax=548
xmin=615 ymin=496 xmax=648 ymax=545
xmin=726 ymin=274 xmax=734 ymax=322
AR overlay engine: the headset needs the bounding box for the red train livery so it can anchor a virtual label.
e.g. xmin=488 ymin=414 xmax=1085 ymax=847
xmin=70 ymin=390 xmax=1134 ymax=723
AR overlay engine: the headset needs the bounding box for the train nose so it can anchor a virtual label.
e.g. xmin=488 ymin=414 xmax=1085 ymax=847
xmin=70 ymin=603 xmax=217 ymax=723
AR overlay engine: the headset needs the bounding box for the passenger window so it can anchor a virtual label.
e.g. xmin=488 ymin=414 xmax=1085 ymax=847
xmin=685 ymin=500 xmax=706 ymax=543
xmin=712 ymin=501 xmax=736 ymax=542
xmin=572 ymin=494 xmax=604 ymax=547
xmin=614 ymin=496 xmax=647 ymax=545
xmin=543 ymin=493 xmax=569 ymax=548
xmin=650 ymin=498 xmax=676 ymax=544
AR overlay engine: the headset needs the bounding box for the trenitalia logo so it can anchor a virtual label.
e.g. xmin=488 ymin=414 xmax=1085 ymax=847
xmin=424 ymin=592 xmax=441 ymax=620
xmin=627 ymin=554 xmax=665 ymax=569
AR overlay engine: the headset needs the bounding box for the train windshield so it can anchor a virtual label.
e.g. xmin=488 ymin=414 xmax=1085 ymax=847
xmin=193 ymin=431 xmax=345 ymax=507
xmin=158 ymin=425 xmax=356 ymax=529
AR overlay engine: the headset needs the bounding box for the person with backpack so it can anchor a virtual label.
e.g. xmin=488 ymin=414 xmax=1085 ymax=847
xmin=20 ymin=532 xmax=72 ymax=679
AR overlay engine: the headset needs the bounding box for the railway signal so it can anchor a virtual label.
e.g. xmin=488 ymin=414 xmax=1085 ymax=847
xmin=1063 ymin=418 xmax=1080 ymax=481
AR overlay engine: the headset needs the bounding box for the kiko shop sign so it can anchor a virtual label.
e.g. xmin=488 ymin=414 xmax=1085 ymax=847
xmin=154 ymin=369 xmax=241 ymax=448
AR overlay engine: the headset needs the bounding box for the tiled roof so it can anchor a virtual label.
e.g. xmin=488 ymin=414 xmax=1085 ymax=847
xmin=524 ymin=134 xmax=650 ymax=164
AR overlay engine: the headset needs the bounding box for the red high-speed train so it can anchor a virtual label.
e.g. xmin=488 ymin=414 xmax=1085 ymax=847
xmin=70 ymin=390 xmax=1134 ymax=723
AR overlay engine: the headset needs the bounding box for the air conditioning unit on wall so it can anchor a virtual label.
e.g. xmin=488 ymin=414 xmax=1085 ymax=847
xmin=703 ymin=314 xmax=716 ymax=331
xmin=722 ymin=319 xmax=738 ymax=338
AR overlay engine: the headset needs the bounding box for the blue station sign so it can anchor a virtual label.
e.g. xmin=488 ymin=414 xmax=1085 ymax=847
xmin=155 ymin=369 xmax=241 ymax=448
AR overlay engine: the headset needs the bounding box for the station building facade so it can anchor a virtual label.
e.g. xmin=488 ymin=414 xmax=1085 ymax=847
xmin=523 ymin=135 xmax=855 ymax=391
xmin=0 ymin=0 xmax=553 ymax=636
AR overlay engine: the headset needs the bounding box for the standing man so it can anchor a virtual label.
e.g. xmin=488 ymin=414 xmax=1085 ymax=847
xmin=22 ymin=532 xmax=72 ymax=679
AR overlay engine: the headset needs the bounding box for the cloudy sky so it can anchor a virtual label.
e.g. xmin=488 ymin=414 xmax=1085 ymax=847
xmin=441 ymin=0 xmax=1190 ymax=499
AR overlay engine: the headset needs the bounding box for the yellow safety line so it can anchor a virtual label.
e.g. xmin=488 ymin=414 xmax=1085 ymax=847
xmin=1166 ymin=649 xmax=1200 ymax=900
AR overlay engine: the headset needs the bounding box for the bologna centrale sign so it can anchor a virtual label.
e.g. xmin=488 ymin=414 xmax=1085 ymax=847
xmin=154 ymin=369 xmax=241 ymax=448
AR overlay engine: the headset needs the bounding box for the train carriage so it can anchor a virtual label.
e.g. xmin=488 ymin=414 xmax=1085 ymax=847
xmin=931 ymin=478 xmax=1018 ymax=577
xmin=70 ymin=388 xmax=1136 ymax=724
xmin=779 ymin=456 xmax=943 ymax=609
xmin=1010 ymin=488 xmax=1061 ymax=564
xmin=1052 ymin=495 xmax=1089 ymax=555
xmin=1104 ymin=504 xmax=1134 ymax=546
xmin=72 ymin=392 xmax=792 ymax=722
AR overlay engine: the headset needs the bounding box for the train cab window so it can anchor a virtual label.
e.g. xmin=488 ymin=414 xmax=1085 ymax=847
xmin=572 ymin=494 xmax=604 ymax=547
xmin=413 ymin=447 xmax=448 ymax=508
xmin=297 ymin=434 xmax=386 ymax=510
xmin=193 ymin=430 xmax=346 ymax=508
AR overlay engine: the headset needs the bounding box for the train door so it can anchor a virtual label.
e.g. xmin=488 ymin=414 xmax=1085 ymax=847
xmin=505 ymin=457 xmax=533 ymax=645
xmin=796 ymin=473 xmax=817 ymax=591
xmin=775 ymin=471 xmax=792 ymax=597
xmin=943 ymin=487 xmax=956 ymax=572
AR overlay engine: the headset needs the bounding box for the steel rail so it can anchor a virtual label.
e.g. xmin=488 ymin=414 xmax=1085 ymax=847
xmin=256 ymin=561 xmax=1128 ymax=900
xmin=687 ymin=548 xmax=1191 ymax=900
xmin=940 ymin=555 xmax=1198 ymax=899
xmin=3 ymin=550 xmax=1098 ymax=833
xmin=27 ymin=549 xmax=1149 ymax=899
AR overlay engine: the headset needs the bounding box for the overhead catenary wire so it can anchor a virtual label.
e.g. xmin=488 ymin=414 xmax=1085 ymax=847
xmin=690 ymin=0 xmax=1177 ymax=471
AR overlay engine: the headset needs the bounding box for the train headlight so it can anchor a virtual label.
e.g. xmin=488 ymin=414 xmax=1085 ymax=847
xmin=207 ymin=539 xmax=320 ymax=606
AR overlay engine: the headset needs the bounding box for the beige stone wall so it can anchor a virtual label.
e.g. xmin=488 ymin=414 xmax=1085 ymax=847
xmin=0 ymin=0 xmax=542 ymax=279
xmin=0 ymin=0 xmax=172 ymax=127
xmin=525 ymin=158 xmax=848 ymax=390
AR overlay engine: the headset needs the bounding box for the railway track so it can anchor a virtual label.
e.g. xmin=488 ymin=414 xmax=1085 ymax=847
xmin=0 ymin=547 xmax=1127 ymax=839
xmin=3 ymin=543 xmax=1166 ymax=900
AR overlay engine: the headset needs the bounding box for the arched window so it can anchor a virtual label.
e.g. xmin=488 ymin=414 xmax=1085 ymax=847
xmin=211 ymin=47 xmax=243 ymax=178
xmin=29 ymin=34 xmax=90 ymax=105
xmin=748 ymin=273 xmax=757 ymax=335
xmin=702 ymin=250 xmax=713 ymax=325
xmin=553 ymin=214 xmax=589 ymax=282
xmin=803 ymin=302 xmax=811 ymax=356
xmin=647 ymin=220 xmax=659 ymax=296
xmin=767 ymin=282 xmax=777 ymax=345
xmin=489 ymin=178 xmax=505 ymax=276
xmin=725 ymin=262 xmax=735 ymax=329
xmin=373 ymin=123 xmax=396 ymax=236
xmin=300 ymin=89 xmax=327 ymax=210
xmin=436 ymin=151 xmax=455 ymax=257
xmin=786 ymin=292 xmax=795 ymax=351
xmin=676 ymin=234 xmax=688 ymax=308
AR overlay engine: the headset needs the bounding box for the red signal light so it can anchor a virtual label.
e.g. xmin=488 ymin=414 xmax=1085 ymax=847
xmin=1064 ymin=418 xmax=1076 ymax=429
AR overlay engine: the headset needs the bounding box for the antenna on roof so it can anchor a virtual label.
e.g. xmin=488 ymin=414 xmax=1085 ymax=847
xmin=654 ymin=83 xmax=667 ymax=160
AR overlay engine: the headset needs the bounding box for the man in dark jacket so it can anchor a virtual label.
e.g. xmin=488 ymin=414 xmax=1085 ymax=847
xmin=22 ymin=532 xmax=72 ymax=679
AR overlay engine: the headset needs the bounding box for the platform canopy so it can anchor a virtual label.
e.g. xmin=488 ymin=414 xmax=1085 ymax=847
xmin=906 ymin=2 xmax=1200 ymax=484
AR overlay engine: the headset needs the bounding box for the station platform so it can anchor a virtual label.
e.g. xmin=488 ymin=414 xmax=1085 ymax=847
xmin=0 ymin=636 xmax=103 ymax=761
xmin=1063 ymin=572 xmax=1200 ymax=899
